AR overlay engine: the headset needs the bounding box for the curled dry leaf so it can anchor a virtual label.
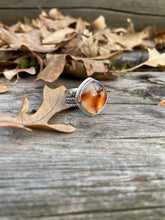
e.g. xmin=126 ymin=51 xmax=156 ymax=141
xmin=38 ymin=8 xmax=89 ymax=31
xmin=91 ymin=15 xmax=107 ymax=30
xmin=0 ymin=85 xmax=76 ymax=133
xmin=60 ymin=34 xmax=83 ymax=55
xmin=48 ymin=8 xmax=63 ymax=20
xmin=81 ymin=29 xmax=124 ymax=57
xmin=19 ymin=45 xmax=44 ymax=71
xmin=3 ymin=67 xmax=36 ymax=80
xmin=75 ymin=18 xmax=89 ymax=31
xmin=81 ymin=24 xmax=155 ymax=57
xmin=0 ymin=80 xmax=10 ymax=93
xmin=0 ymin=28 xmax=55 ymax=53
xmin=126 ymin=18 xmax=135 ymax=34
xmin=9 ymin=21 xmax=33 ymax=33
xmin=42 ymin=27 xmax=76 ymax=45
xmin=0 ymin=60 xmax=18 ymax=72
xmin=81 ymin=29 xmax=123 ymax=56
xmin=36 ymin=52 xmax=121 ymax=82
xmin=1 ymin=7 xmax=164 ymax=96
xmin=144 ymin=48 xmax=165 ymax=67
xmin=0 ymin=51 xmax=22 ymax=62
xmin=36 ymin=54 xmax=67 ymax=82
xmin=154 ymin=29 xmax=165 ymax=49
xmin=39 ymin=14 xmax=77 ymax=31
xmin=81 ymin=30 xmax=99 ymax=57
xmin=119 ymin=25 xmax=156 ymax=49
xmin=120 ymin=48 xmax=165 ymax=72
xmin=67 ymin=54 xmax=116 ymax=77
xmin=94 ymin=25 xmax=156 ymax=51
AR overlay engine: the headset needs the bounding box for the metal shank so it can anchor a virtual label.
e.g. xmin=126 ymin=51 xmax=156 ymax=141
xmin=65 ymin=88 xmax=78 ymax=107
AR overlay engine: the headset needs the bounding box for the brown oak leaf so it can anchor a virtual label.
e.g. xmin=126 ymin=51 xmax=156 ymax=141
xmin=94 ymin=25 xmax=156 ymax=51
xmin=42 ymin=27 xmax=76 ymax=45
xmin=0 ymin=85 xmax=76 ymax=133
xmin=0 ymin=28 xmax=55 ymax=53
xmin=36 ymin=54 xmax=67 ymax=82
xmin=119 ymin=48 xmax=165 ymax=72
xmin=36 ymin=52 xmax=121 ymax=82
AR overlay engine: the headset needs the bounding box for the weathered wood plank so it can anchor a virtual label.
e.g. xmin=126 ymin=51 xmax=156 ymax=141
xmin=0 ymin=2 xmax=165 ymax=30
xmin=0 ymin=0 xmax=165 ymax=218
xmin=27 ymin=209 xmax=165 ymax=220
xmin=0 ymin=0 xmax=165 ymax=16
xmin=0 ymin=70 xmax=165 ymax=219
xmin=0 ymin=136 xmax=165 ymax=218
xmin=0 ymin=74 xmax=165 ymax=140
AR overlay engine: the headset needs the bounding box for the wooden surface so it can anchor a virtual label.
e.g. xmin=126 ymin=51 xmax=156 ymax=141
xmin=0 ymin=71 xmax=165 ymax=219
xmin=0 ymin=1 xmax=165 ymax=219
xmin=0 ymin=0 xmax=165 ymax=30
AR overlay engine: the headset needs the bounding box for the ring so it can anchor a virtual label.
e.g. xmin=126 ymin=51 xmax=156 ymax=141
xmin=65 ymin=77 xmax=107 ymax=116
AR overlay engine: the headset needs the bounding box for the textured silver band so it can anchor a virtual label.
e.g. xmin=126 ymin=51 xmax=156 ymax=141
xmin=65 ymin=88 xmax=78 ymax=107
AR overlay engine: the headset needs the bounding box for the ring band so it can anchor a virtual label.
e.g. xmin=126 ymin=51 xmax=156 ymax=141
xmin=65 ymin=77 xmax=107 ymax=116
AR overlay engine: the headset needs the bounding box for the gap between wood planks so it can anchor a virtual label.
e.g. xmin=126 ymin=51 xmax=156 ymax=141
xmin=0 ymin=7 xmax=165 ymax=17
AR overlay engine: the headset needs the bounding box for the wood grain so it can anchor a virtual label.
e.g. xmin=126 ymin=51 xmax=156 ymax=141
xmin=0 ymin=69 xmax=165 ymax=219
xmin=0 ymin=0 xmax=165 ymax=30
xmin=0 ymin=0 xmax=164 ymax=15
xmin=0 ymin=1 xmax=165 ymax=217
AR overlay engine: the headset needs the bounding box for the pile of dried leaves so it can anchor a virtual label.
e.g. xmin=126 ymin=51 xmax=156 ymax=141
xmin=0 ymin=8 xmax=165 ymax=132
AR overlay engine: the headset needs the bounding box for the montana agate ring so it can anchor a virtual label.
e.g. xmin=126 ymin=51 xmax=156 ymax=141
xmin=65 ymin=77 xmax=107 ymax=116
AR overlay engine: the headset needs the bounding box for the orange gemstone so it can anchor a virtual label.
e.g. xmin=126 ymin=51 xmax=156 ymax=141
xmin=81 ymin=81 xmax=107 ymax=114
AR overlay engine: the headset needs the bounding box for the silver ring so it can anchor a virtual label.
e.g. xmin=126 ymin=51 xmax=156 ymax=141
xmin=65 ymin=77 xmax=107 ymax=116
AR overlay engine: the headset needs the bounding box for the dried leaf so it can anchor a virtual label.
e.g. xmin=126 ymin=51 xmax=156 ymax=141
xmin=81 ymin=30 xmax=99 ymax=57
xmin=64 ymin=58 xmax=119 ymax=79
xmin=40 ymin=14 xmax=77 ymax=31
xmin=42 ymin=28 xmax=76 ymax=45
xmin=126 ymin=18 xmax=135 ymax=34
xmin=122 ymin=48 xmax=165 ymax=72
xmin=0 ymin=85 xmax=76 ymax=132
xmin=36 ymin=52 xmax=121 ymax=82
xmin=60 ymin=34 xmax=83 ymax=55
xmin=32 ymin=18 xmax=45 ymax=29
xmin=0 ymin=80 xmax=10 ymax=93
xmin=119 ymin=26 xmax=156 ymax=49
xmin=3 ymin=67 xmax=36 ymax=81
xmin=157 ymin=100 xmax=165 ymax=106
xmin=81 ymin=29 xmax=122 ymax=57
xmin=154 ymin=29 xmax=165 ymax=49
xmin=19 ymin=45 xmax=44 ymax=70
xmin=95 ymin=26 xmax=156 ymax=51
xmin=75 ymin=18 xmax=89 ymax=31
xmin=145 ymin=48 xmax=165 ymax=67
xmin=48 ymin=8 xmax=62 ymax=20
xmin=0 ymin=51 xmax=22 ymax=62
xmin=69 ymin=55 xmax=111 ymax=76
xmin=91 ymin=16 xmax=107 ymax=30
xmin=0 ymin=60 xmax=18 ymax=72
xmin=9 ymin=21 xmax=33 ymax=33
xmin=36 ymin=54 xmax=67 ymax=82
xmin=70 ymin=53 xmax=121 ymax=80
xmin=0 ymin=28 xmax=55 ymax=53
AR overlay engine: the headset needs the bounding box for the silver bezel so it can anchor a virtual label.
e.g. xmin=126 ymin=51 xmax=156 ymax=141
xmin=75 ymin=77 xmax=107 ymax=116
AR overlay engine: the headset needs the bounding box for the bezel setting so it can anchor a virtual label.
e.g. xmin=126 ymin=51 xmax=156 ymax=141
xmin=75 ymin=77 xmax=107 ymax=116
